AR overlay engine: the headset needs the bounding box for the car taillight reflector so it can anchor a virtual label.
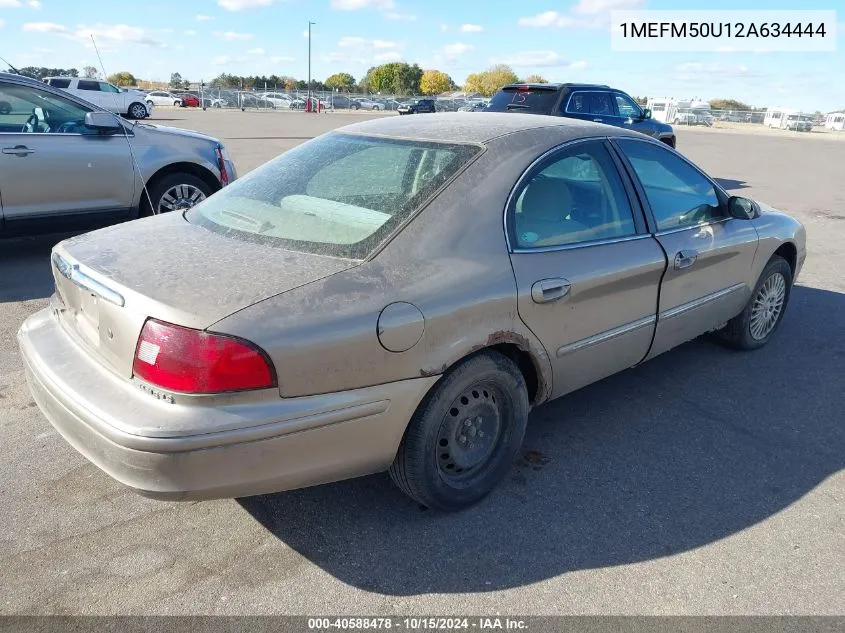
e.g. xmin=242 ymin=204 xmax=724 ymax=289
xmin=215 ymin=146 xmax=230 ymax=186
xmin=132 ymin=319 xmax=276 ymax=394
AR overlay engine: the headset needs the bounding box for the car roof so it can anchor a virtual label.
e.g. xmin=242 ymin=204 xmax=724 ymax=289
xmin=501 ymin=82 xmax=610 ymax=90
xmin=336 ymin=112 xmax=642 ymax=144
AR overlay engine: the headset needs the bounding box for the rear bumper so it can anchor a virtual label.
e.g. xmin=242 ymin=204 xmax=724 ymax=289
xmin=18 ymin=308 xmax=436 ymax=500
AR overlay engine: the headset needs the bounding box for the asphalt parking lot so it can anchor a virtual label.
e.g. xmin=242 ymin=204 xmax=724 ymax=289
xmin=1 ymin=110 xmax=843 ymax=616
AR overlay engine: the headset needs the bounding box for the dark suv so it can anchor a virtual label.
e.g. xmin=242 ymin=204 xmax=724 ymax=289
xmin=487 ymin=83 xmax=676 ymax=148
xmin=397 ymin=99 xmax=437 ymax=115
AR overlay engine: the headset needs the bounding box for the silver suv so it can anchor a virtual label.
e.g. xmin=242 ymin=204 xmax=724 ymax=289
xmin=0 ymin=72 xmax=236 ymax=236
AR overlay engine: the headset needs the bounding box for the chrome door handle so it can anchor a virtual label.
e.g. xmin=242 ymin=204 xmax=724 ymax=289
xmin=592 ymin=118 xmax=603 ymax=123
xmin=531 ymin=278 xmax=571 ymax=304
xmin=2 ymin=145 xmax=35 ymax=155
xmin=674 ymin=250 xmax=698 ymax=270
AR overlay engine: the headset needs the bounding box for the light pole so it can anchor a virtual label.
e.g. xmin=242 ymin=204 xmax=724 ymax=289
xmin=307 ymin=20 xmax=315 ymax=112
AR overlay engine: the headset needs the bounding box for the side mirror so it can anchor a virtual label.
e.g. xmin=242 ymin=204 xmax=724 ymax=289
xmin=84 ymin=111 xmax=122 ymax=132
xmin=642 ymin=108 xmax=652 ymax=120
xmin=728 ymin=196 xmax=758 ymax=220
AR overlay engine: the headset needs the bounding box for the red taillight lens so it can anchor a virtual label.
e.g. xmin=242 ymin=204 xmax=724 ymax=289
xmin=132 ymin=319 xmax=276 ymax=394
xmin=215 ymin=146 xmax=230 ymax=186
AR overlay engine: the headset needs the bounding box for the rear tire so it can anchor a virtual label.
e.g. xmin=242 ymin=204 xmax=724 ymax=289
xmin=714 ymin=256 xmax=792 ymax=351
xmin=389 ymin=351 xmax=529 ymax=511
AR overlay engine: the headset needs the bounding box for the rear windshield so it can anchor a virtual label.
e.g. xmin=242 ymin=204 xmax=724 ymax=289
xmin=188 ymin=133 xmax=481 ymax=259
xmin=487 ymin=87 xmax=560 ymax=114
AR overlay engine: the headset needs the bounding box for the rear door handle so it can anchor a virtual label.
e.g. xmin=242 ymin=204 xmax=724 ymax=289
xmin=2 ymin=145 xmax=35 ymax=156
xmin=531 ymin=278 xmax=571 ymax=304
xmin=592 ymin=118 xmax=603 ymax=123
xmin=674 ymin=249 xmax=698 ymax=270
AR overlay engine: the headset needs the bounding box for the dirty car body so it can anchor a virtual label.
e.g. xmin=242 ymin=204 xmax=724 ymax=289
xmin=18 ymin=113 xmax=806 ymax=510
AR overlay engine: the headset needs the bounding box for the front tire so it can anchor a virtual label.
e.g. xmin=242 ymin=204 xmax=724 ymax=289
xmin=714 ymin=256 xmax=792 ymax=351
xmin=128 ymin=102 xmax=148 ymax=120
xmin=144 ymin=173 xmax=213 ymax=216
xmin=389 ymin=350 xmax=529 ymax=511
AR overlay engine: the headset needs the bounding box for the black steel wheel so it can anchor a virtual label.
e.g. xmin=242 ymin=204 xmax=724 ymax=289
xmin=389 ymin=350 xmax=529 ymax=511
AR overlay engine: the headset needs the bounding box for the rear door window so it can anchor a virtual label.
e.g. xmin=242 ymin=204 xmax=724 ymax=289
xmin=77 ymin=80 xmax=99 ymax=91
xmin=487 ymin=87 xmax=560 ymax=114
xmin=46 ymin=78 xmax=71 ymax=89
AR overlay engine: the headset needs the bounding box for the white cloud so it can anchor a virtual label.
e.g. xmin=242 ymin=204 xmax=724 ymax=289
xmin=34 ymin=47 xmax=52 ymax=53
xmin=247 ymin=47 xmax=265 ymax=55
xmin=195 ymin=14 xmax=215 ymax=21
xmin=27 ymin=0 xmax=41 ymax=8
xmin=518 ymin=11 xmax=574 ymax=28
xmin=22 ymin=21 xmax=69 ymax=33
xmin=440 ymin=23 xmax=449 ymax=32
xmin=443 ymin=42 xmax=473 ymax=56
xmin=184 ymin=29 xmax=197 ymax=36
xmin=323 ymin=52 xmax=367 ymax=64
xmin=0 ymin=19 xmax=4 ymax=29
xmin=82 ymin=23 xmax=166 ymax=47
xmin=338 ymin=36 xmax=397 ymax=49
xmin=573 ymin=0 xmax=643 ymax=14
xmin=218 ymin=0 xmax=277 ymax=11
xmin=495 ymin=50 xmax=561 ymax=66
xmin=0 ymin=0 xmax=22 ymax=7
xmin=568 ymin=60 xmax=588 ymax=69
xmin=460 ymin=23 xmax=483 ymax=33
xmin=386 ymin=12 xmax=416 ymax=21
xmin=213 ymin=30 xmax=253 ymax=41
xmin=374 ymin=51 xmax=402 ymax=61
xmin=331 ymin=0 xmax=394 ymax=9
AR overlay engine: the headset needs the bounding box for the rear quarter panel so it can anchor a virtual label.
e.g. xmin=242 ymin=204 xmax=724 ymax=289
xmin=210 ymin=128 xmax=595 ymax=402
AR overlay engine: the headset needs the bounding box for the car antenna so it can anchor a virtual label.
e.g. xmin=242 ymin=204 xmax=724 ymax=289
xmin=0 ymin=55 xmax=21 ymax=75
xmin=90 ymin=34 xmax=158 ymax=214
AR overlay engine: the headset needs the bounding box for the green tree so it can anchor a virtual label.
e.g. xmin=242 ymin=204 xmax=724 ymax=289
xmin=464 ymin=64 xmax=519 ymax=97
xmin=18 ymin=67 xmax=79 ymax=80
xmin=82 ymin=66 xmax=99 ymax=79
xmin=419 ymin=69 xmax=455 ymax=95
xmin=364 ymin=62 xmax=423 ymax=95
xmin=169 ymin=72 xmax=184 ymax=89
xmin=325 ymin=72 xmax=356 ymax=91
xmin=520 ymin=73 xmax=548 ymax=84
xmin=709 ymin=98 xmax=751 ymax=111
xmin=632 ymin=95 xmax=648 ymax=106
xmin=107 ymin=71 xmax=138 ymax=86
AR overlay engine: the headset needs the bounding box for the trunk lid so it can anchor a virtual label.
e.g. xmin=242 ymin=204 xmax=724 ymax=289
xmin=52 ymin=212 xmax=357 ymax=378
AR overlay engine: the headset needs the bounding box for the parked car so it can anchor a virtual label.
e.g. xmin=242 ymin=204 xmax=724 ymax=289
xmin=238 ymin=93 xmax=275 ymax=109
xmin=487 ymin=83 xmax=676 ymax=148
xmin=674 ymin=108 xmax=714 ymax=127
xmin=176 ymin=93 xmax=200 ymax=108
xmin=783 ymin=114 xmax=813 ymax=132
xmin=144 ymin=91 xmax=183 ymax=107
xmin=398 ymin=98 xmax=437 ymax=115
xmin=459 ymin=102 xmax=488 ymax=112
xmin=202 ymin=97 xmax=228 ymax=109
xmin=262 ymin=92 xmax=295 ymax=108
xmin=718 ymin=112 xmax=743 ymax=123
xmin=0 ymin=72 xmax=236 ymax=235
xmin=18 ymin=113 xmax=806 ymax=510
xmin=45 ymin=76 xmax=152 ymax=120
xmin=329 ymin=95 xmax=361 ymax=110
xmin=356 ymin=98 xmax=383 ymax=110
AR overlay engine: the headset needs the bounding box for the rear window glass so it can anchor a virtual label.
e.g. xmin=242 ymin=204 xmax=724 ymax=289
xmin=487 ymin=87 xmax=559 ymax=114
xmin=188 ymin=133 xmax=481 ymax=259
xmin=46 ymin=78 xmax=71 ymax=88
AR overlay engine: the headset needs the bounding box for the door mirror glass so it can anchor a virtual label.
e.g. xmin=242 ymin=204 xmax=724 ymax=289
xmin=84 ymin=111 xmax=122 ymax=131
xmin=643 ymin=108 xmax=652 ymax=120
xmin=728 ymin=196 xmax=757 ymax=220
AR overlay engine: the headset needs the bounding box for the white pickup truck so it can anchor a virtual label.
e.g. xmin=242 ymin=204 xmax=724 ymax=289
xmin=44 ymin=77 xmax=152 ymax=119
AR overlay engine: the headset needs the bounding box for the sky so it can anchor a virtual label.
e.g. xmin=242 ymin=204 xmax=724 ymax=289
xmin=0 ymin=0 xmax=843 ymax=111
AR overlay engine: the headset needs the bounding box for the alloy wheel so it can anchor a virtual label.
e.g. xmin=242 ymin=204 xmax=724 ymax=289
xmin=157 ymin=184 xmax=207 ymax=214
xmin=749 ymin=272 xmax=786 ymax=340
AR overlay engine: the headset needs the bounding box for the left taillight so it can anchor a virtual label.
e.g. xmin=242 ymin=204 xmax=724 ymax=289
xmin=132 ymin=319 xmax=276 ymax=394
xmin=215 ymin=145 xmax=230 ymax=187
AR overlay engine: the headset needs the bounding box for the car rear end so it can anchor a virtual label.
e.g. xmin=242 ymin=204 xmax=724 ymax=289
xmin=486 ymin=84 xmax=562 ymax=115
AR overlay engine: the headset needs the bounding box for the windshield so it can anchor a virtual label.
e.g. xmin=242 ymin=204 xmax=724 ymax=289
xmin=487 ymin=87 xmax=559 ymax=114
xmin=188 ymin=133 xmax=481 ymax=259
